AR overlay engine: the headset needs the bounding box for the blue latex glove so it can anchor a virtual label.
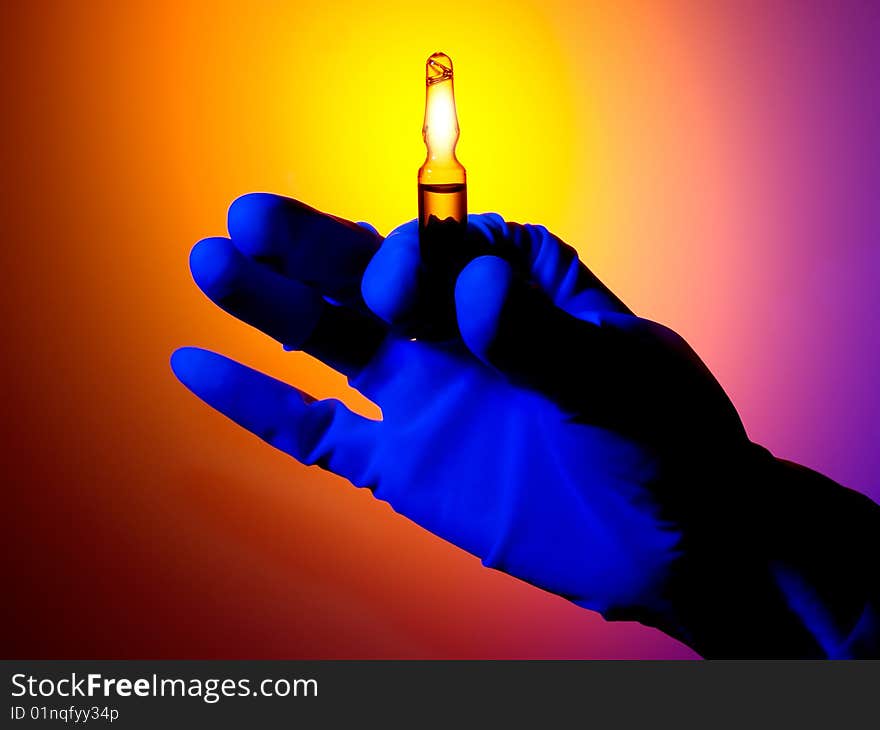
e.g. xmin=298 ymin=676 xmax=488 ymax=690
xmin=172 ymin=193 xmax=880 ymax=658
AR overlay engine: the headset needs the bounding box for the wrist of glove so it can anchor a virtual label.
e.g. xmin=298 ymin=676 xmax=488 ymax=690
xmin=650 ymin=444 xmax=880 ymax=658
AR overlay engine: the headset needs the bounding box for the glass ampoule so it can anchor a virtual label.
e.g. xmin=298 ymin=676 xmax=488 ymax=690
xmin=418 ymin=52 xmax=467 ymax=246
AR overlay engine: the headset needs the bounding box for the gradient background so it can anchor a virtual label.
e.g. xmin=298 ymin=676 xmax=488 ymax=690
xmin=2 ymin=0 xmax=878 ymax=659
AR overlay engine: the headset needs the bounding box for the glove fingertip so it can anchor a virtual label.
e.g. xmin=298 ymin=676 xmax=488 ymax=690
xmin=362 ymin=231 xmax=421 ymax=324
xmin=189 ymin=237 xmax=241 ymax=298
xmin=170 ymin=346 xmax=229 ymax=396
xmin=455 ymin=255 xmax=514 ymax=362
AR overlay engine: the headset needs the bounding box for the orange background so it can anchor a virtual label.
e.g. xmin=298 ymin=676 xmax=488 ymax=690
xmin=4 ymin=1 xmax=877 ymax=658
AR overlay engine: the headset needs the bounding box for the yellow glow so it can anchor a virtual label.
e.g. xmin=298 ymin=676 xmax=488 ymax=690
xmin=219 ymin=0 xmax=582 ymax=238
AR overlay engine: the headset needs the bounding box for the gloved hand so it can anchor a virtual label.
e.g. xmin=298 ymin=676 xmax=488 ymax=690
xmin=172 ymin=193 xmax=880 ymax=658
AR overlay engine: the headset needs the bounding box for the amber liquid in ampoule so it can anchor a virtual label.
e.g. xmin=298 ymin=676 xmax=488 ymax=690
xmin=418 ymin=183 xmax=467 ymax=269
xmin=418 ymin=182 xmax=467 ymax=231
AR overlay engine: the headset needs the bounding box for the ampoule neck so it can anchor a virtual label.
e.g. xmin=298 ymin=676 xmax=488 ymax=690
xmin=422 ymin=78 xmax=460 ymax=160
